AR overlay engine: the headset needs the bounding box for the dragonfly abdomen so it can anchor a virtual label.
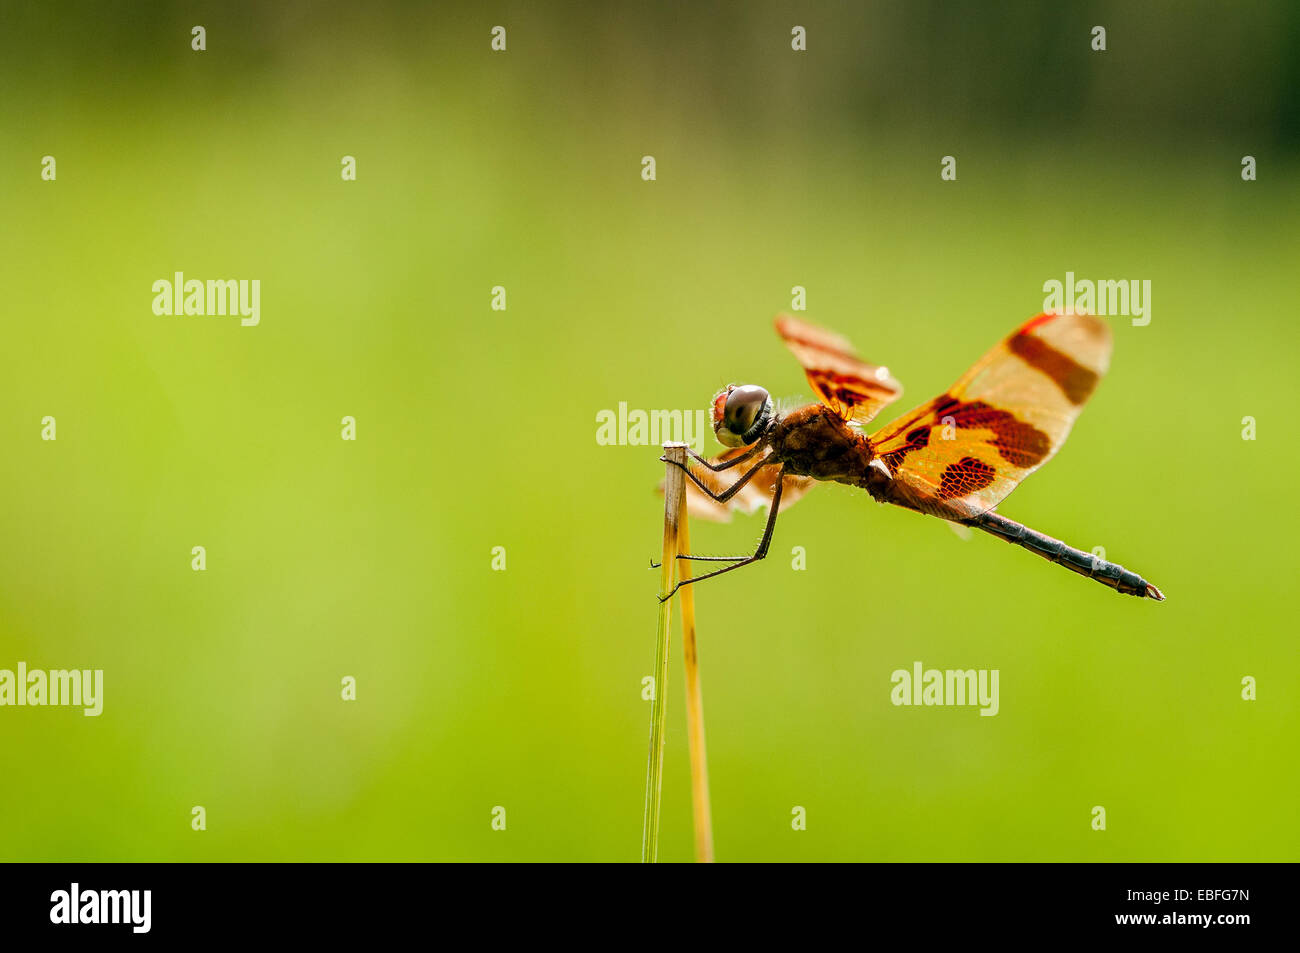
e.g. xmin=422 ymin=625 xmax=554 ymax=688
xmin=969 ymin=511 xmax=1164 ymax=600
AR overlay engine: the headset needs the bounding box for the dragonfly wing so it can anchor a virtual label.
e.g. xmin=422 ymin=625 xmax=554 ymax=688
xmin=775 ymin=314 xmax=903 ymax=428
xmin=868 ymin=312 xmax=1112 ymax=520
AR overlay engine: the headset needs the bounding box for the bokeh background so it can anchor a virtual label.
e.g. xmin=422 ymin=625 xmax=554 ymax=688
xmin=1 ymin=0 xmax=1296 ymax=861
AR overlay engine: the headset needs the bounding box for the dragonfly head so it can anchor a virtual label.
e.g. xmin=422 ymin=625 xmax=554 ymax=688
xmin=712 ymin=384 xmax=773 ymax=448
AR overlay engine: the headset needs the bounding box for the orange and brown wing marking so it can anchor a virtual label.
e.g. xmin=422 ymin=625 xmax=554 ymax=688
xmin=868 ymin=312 xmax=1112 ymax=520
xmin=774 ymin=314 xmax=902 ymax=428
xmin=659 ymin=448 xmax=816 ymax=523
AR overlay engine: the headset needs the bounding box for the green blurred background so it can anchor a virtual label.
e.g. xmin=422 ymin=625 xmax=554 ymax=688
xmin=1 ymin=1 xmax=1296 ymax=861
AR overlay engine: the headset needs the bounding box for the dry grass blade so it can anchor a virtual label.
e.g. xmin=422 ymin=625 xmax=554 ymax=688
xmin=677 ymin=511 xmax=715 ymax=862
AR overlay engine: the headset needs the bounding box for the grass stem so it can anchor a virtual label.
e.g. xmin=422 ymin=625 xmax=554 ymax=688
xmin=677 ymin=512 xmax=715 ymax=862
xmin=642 ymin=442 xmax=686 ymax=862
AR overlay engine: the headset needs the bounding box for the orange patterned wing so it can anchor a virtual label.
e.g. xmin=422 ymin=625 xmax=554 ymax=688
xmin=661 ymin=448 xmax=816 ymax=523
xmin=775 ymin=315 xmax=903 ymax=428
xmin=868 ymin=312 xmax=1112 ymax=520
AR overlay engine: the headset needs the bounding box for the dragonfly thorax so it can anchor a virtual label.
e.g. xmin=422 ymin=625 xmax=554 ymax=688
xmin=768 ymin=403 xmax=877 ymax=487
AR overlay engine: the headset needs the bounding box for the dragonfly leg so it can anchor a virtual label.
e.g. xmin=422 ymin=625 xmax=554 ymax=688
xmin=660 ymin=467 xmax=785 ymax=601
xmin=665 ymin=443 xmax=764 ymax=472
xmin=666 ymin=452 xmax=774 ymax=506
xmin=650 ymin=454 xmax=776 ymax=569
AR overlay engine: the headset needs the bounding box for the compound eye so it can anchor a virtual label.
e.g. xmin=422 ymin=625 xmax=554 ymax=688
xmin=723 ymin=385 xmax=769 ymax=437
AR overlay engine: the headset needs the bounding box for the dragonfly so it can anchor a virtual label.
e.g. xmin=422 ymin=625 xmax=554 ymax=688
xmin=657 ymin=312 xmax=1164 ymax=603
